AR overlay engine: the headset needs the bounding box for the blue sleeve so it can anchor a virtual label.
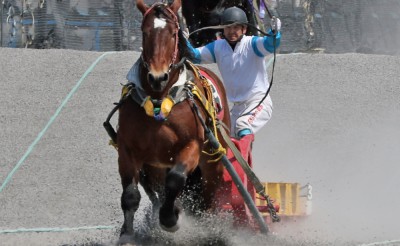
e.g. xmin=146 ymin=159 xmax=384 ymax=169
xmin=186 ymin=39 xmax=201 ymax=64
xmin=263 ymin=29 xmax=281 ymax=53
xmin=186 ymin=39 xmax=217 ymax=64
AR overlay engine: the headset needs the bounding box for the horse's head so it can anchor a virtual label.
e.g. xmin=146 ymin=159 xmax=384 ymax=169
xmin=137 ymin=0 xmax=182 ymax=94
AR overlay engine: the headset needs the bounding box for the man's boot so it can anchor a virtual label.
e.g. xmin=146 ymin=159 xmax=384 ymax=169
xmin=231 ymin=131 xmax=255 ymax=228
xmin=237 ymin=130 xmax=254 ymax=165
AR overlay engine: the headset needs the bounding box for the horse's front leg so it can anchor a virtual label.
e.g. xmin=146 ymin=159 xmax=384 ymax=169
xmin=118 ymin=148 xmax=141 ymax=237
xmin=159 ymin=140 xmax=200 ymax=232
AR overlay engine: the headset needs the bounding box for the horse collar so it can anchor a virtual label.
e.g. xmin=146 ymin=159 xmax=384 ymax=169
xmin=134 ymin=65 xmax=188 ymax=121
xmin=142 ymin=67 xmax=187 ymax=121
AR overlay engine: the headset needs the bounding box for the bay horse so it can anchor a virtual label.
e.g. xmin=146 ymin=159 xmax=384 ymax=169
xmin=116 ymin=0 xmax=231 ymax=238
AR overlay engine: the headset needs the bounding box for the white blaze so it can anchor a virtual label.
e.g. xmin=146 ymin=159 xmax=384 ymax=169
xmin=154 ymin=18 xmax=167 ymax=29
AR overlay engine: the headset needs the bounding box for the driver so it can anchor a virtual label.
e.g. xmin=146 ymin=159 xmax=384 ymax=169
xmin=188 ymin=7 xmax=281 ymax=154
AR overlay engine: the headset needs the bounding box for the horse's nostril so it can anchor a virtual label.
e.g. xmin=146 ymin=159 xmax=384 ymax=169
xmin=147 ymin=72 xmax=169 ymax=92
xmin=163 ymin=73 xmax=169 ymax=82
xmin=148 ymin=73 xmax=155 ymax=83
xmin=147 ymin=73 xmax=168 ymax=83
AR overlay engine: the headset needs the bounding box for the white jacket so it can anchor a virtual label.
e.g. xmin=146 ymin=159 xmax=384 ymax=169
xmin=192 ymin=32 xmax=280 ymax=102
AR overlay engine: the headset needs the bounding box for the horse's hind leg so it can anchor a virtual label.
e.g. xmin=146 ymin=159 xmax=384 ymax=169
xmin=139 ymin=169 xmax=160 ymax=205
xmin=119 ymin=153 xmax=141 ymax=237
xmin=139 ymin=169 xmax=161 ymax=228
xmin=159 ymin=163 xmax=187 ymax=232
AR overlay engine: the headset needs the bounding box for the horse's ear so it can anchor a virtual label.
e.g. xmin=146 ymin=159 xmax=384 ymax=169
xmin=169 ymin=0 xmax=181 ymax=14
xmin=136 ymin=0 xmax=148 ymax=15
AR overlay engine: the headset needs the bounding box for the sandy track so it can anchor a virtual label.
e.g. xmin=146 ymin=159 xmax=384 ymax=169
xmin=0 ymin=48 xmax=399 ymax=245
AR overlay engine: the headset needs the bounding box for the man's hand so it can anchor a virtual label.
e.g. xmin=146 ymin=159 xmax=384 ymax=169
xmin=270 ymin=17 xmax=281 ymax=32
xmin=182 ymin=28 xmax=190 ymax=39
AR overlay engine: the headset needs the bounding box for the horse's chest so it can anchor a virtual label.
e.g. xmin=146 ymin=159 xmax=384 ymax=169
xmin=130 ymin=121 xmax=192 ymax=150
xmin=131 ymin=123 xmax=198 ymax=166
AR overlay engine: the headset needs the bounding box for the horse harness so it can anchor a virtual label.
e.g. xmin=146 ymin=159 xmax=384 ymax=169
xmin=103 ymin=60 xmax=226 ymax=162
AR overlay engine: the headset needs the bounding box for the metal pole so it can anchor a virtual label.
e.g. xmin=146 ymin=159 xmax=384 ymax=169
xmin=220 ymin=154 xmax=269 ymax=234
xmin=190 ymin=101 xmax=269 ymax=234
xmin=205 ymin=129 xmax=269 ymax=234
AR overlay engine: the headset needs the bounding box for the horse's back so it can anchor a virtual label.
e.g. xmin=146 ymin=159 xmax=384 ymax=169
xmin=195 ymin=65 xmax=230 ymax=126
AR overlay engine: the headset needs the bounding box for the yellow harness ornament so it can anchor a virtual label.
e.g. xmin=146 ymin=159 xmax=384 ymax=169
xmin=142 ymin=96 xmax=175 ymax=121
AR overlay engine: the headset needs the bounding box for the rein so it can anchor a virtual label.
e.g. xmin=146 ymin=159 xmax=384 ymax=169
xmin=241 ymin=27 xmax=277 ymax=117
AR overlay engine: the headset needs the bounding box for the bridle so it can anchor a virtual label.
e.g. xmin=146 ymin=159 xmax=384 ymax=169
xmin=140 ymin=3 xmax=180 ymax=73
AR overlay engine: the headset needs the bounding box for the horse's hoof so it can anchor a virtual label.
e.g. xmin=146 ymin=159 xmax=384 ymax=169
xmin=160 ymin=221 xmax=180 ymax=232
xmin=159 ymin=215 xmax=180 ymax=232
xmin=159 ymin=205 xmax=180 ymax=232
xmin=120 ymin=226 xmax=134 ymax=237
xmin=118 ymin=234 xmax=135 ymax=245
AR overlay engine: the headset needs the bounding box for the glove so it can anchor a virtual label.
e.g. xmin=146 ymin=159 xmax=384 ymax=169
xmin=182 ymin=28 xmax=190 ymax=39
xmin=270 ymin=17 xmax=281 ymax=32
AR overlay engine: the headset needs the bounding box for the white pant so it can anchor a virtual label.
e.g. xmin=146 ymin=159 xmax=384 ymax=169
xmin=230 ymin=94 xmax=273 ymax=138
